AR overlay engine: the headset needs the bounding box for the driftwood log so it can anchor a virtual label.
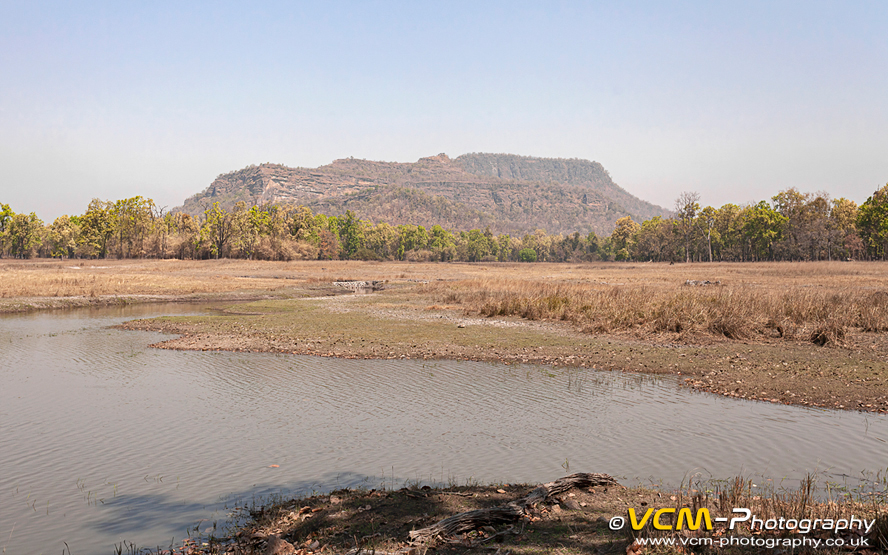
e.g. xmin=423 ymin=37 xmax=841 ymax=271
xmin=408 ymin=472 xmax=618 ymax=544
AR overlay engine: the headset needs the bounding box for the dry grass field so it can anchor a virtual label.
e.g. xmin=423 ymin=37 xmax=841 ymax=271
xmin=4 ymin=257 xmax=885 ymax=303
xmin=425 ymin=272 xmax=888 ymax=346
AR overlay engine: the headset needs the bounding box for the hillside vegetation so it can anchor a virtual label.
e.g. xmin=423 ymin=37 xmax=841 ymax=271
xmin=1 ymin=182 xmax=887 ymax=263
xmin=178 ymin=153 xmax=665 ymax=236
xmin=457 ymin=152 xmax=665 ymax=222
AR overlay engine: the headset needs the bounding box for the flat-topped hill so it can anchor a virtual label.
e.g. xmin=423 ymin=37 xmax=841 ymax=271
xmin=178 ymin=153 xmax=668 ymax=235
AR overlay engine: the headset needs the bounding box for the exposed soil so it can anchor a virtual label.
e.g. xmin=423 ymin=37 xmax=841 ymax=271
xmin=167 ymin=476 xmax=887 ymax=555
xmin=0 ymin=290 xmax=304 ymax=314
xmin=221 ymin=481 xmax=648 ymax=555
xmin=120 ymin=290 xmax=888 ymax=415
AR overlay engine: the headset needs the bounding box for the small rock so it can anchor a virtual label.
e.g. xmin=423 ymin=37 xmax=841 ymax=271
xmin=551 ymin=504 xmax=563 ymax=513
xmin=265 ymin=535 xmax=295 ymax=555
xmin=457 ymin=324 xmax=466 ymax=328
xmin=330 ymin=495 xmax=342 ymax=504
xmin=564 ymin=498 xmax=582 ymax=510
xmin=496 ymin=488 xmax=506 ymax=494
xmin=308 ymin=540 xmax=320 ymax=550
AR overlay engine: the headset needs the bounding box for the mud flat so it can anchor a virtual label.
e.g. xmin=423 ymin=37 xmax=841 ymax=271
xmin=123 ymin=290 xmax=888 ymax=414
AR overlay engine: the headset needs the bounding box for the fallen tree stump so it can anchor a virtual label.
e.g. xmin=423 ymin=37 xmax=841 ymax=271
xmin=408 ymin=472 xmax=618 ymax=545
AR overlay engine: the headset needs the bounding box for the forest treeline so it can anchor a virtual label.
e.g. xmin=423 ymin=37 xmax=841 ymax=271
xmin=2 ymin=184 xmax=888 ymax=262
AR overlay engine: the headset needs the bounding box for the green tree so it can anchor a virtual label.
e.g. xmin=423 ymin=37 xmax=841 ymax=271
xmin=174 ymin=213 xmax=201 ymax=259
xmin=365 ymin=222 xmax=400 ymax=259
xmin=829 ymin=198 xmax=859 ymax=260
xmin=397 ymin=224 xmax=429 ymax=259
xmin=496 ymin=234 xmax=513 ymax=261
xmin=857 ymin=184 xmax=888 ymax=260
xmin=741 ymin=201 xmax=785 ymax=261
xmin=48 ymin=215 xmax=80 ymax=258
xmin=463 ymin=228 xmax=493 ymax=261
xmin=713 ymin=204 xmax=743 ymax=261
xmin=635 ymin=216 xmax=674 ymax=262
xmin=201 ymin=202 xmax=235 ymax=259
xmin=518 ymin=247 xmax=537 ymax=262
xmin=611 ymin=216 xmax=640 ymax=260
xmin=78 ymin=199 xmax=114 ymax=258
xmin=0 ymin=203 xmax=14 ymax=257
xmin=288 ymin=206 xmax=318 ymax=241
xmin=338 ymin=210 xmax=365 ymax=259
xmin=428 ymin=225 xmax=456 ymax=261
xmin=231 ymin=202 xmax=268 ymax=259
xmin=7 ymin=212 xmax=44 ymax=258
xmin=584 ymin=232 xmax=601 ymax=260
xmin=0 ymin=203 xmax=12 ymax=232
xmin=111 ymin=196 xmax=155 ymax=258
xmin=771 ymin=188 xmax=809 ymax=260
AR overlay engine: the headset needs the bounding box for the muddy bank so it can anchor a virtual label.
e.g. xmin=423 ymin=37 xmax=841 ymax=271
xmin=0 ymin=282 xmax=355 ymax=315
xmin=161 ymin=474 xmax=886 ymax=555
xmin=0 ymin=291 xmax=285 ymax=314
xmin=119 ymin=294 xmax=888 ymax=415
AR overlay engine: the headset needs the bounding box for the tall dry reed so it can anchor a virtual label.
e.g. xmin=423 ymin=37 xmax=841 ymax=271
xmin=423 ymin=278 xmax=888 ymax=344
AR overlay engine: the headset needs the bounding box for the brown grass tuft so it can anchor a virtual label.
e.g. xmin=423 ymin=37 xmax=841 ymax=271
xmin=810 ymin=320 xmax=847 ymax=347
xmin=423 ymin=273 xmax=885 ymax=343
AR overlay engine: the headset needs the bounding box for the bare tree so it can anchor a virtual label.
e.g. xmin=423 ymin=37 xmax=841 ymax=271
xmin=675 ymin=191 xmax=701 ymax=263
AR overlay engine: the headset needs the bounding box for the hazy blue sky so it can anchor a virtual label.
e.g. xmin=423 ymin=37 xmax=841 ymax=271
xmin=1 ymin=1 xmax=886 ymax=220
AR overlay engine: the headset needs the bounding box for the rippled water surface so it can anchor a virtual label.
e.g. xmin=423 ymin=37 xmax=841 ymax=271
xmin=1 ymin=304 xmax=887 ymax=554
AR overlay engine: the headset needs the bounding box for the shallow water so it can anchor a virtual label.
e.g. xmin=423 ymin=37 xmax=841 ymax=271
xmin=1 ymin=304 xmax=887 ymax=554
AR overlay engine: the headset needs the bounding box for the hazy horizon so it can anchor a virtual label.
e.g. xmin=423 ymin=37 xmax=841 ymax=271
xmin=2 ymin=1 xmax=886 ymax=221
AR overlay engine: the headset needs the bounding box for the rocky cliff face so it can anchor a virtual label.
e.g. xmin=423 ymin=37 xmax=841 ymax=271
xmin=455 ymin=153 xmax=666 ymax=222
xmin=178 ymin=153 xmax=668 ymax=235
